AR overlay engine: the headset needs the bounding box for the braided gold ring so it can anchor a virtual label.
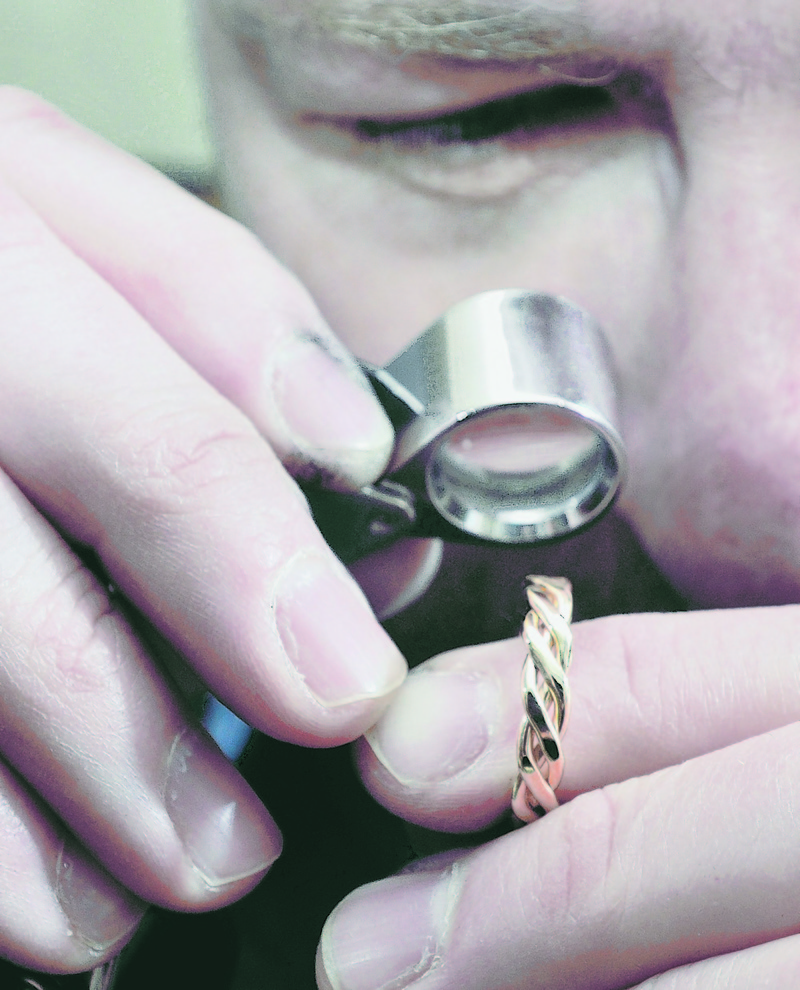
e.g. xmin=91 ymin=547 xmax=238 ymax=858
xmin=511 ymin=576 xmax=574 ymax=824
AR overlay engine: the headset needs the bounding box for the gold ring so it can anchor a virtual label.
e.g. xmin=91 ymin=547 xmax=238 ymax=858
xmin=511 ymin=576 xmax=574 ymax=824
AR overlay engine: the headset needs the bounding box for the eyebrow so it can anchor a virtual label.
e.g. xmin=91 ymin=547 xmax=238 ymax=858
xmin=313 ymin=1 xmax=590 ymax=60
xmin=240 ymin=1 xmax=593 ymax=62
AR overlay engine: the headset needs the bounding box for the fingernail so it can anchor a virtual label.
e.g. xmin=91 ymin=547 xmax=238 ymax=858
xmin=318 ymin=869 xmax=457 ymax=990
xmin=366 ymin=669 xmax=498 ymax=785
xmin=164 ymin=729 xmax=282 ymax=888
xmin=56 ymin=837 xmax=145 ymax=954
xmin=275 ymin=551 xmax=407 ymax=709
xmin=271 ymin=332 xmax=394 ymax=488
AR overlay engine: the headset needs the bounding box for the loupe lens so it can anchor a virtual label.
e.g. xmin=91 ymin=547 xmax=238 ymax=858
xmin=357 ymin=290 xmax=627 ymax=551
xmin=427 ymin=404 xmax=617 ymax=542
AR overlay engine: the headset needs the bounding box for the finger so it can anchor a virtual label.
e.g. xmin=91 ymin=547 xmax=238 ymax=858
xmin=0 ymin=468 xmax=281 ymax=909
xmin=0 ymin=170 xmax=406 ymax=743
xmin=630 ymin=933 xmax=800 ymax=989
xmin=0 ymin=757 xmax=144 ymax=975
xmin=319 ymin=720 xmax=800 ymax=990
xmin=349 ymin=538 xmax=445 ymax=621
xmin=357 ymin=605 xmax=800 ymax=829
xmin=0 ymin=86 xmax=394 ymax=489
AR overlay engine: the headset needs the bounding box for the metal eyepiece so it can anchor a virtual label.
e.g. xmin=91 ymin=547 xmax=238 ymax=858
xmin=372 ymin=289 xmax=626 ymax=543
xmin=302 ymin=289 xmax=627 ymax=563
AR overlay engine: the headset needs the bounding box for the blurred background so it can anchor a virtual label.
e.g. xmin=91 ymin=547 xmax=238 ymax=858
xmin=0 ymin=0 xmax=215 ymax=188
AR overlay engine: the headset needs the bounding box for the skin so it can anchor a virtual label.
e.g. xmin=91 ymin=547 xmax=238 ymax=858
xmin=1 ymin=0 xmax=800 ymax=984
xmin=194 ymin=0 xmax=800 ymax=986
xmin=0 ymin=87 xmax=407 ymax=971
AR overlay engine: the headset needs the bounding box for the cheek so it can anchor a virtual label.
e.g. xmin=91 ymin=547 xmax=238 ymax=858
xmin=254 ymin=141 xmax=672 ymax=366
xmin=620 ymin=341 xmax=800 ymax=608
xmin=617 ymin=118 xmax=800 ymax=609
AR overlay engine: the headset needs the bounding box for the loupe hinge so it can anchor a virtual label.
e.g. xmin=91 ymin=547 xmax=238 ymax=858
xmin=300 ymin=478 xmax=419 ymax=565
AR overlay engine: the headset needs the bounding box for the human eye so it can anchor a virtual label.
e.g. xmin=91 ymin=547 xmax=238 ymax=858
xmin=312 ymin=69 xmax=673 ymax=200
xmin=217 ymin=4 xmax=674 ymax=202
xmin=349 ymin=81 xmax=622 ymax=146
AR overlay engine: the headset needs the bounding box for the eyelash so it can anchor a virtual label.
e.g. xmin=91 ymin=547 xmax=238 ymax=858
xmin=348 ymin=71 xmax=671 ymax=149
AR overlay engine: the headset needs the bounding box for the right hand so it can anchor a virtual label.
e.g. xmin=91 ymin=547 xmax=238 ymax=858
xmin=319 ymin=606 xmax=800 ymax=990
xmin=0 ymin=87 xmax=406 ymax=974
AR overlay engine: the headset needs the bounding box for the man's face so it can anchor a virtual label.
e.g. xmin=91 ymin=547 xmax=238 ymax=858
xmin=196 ymin=0 xmax=800 ymax=609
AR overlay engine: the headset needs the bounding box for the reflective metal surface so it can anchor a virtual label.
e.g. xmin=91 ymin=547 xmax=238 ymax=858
xmin=370 ymin=289 xmax=626 ymax=543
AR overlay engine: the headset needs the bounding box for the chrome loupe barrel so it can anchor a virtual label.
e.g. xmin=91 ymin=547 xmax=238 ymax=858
xmin=372 ymin=290 xmax=626 ymax=543
xmin=300 ymin=290 xmax=627 ymax=564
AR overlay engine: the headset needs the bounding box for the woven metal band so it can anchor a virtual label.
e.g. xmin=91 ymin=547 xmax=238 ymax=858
xmin=511 ymin=576 xmax=574 ymax=823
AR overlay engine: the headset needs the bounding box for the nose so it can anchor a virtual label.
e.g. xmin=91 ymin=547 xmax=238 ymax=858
xmin=621 ymin=97 xmax=800 ymax=606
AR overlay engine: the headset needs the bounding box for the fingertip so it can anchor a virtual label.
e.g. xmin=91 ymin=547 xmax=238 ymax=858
xmin=173 ymin=540 xmax=409 ymax=752
xmin=316 ymin=870 xmax=458 ymax=990
xmin=161 ymin=728 xmax=282 ymax=905
xmin=54 ymin=837 xmax=146 ymax=967
xmin=364 ymin=668 xmax=498 ymax=788
xmin=350 ymin=538 xmax=444 ymax=623
xmin=356 ymin=662 xmax=512 ymax=831
xmin=0 ymin=762 xmax=145 ymax=976
xmin=267 ymin=332 xmax=394 ymax=489
xmin=68 ymin=725 xmax=282 ymax=914
xmin=316 ymin=942 xmax=337 ymax=990
xmin=270 ymin=550 xmax=407 ymax=740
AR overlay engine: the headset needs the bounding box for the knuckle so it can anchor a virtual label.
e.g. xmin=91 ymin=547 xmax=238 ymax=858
xmin=19 ymin=554 xmax=123 ymax=696
xmin=528 ymin=786 xmax=625 ymax=932
xmin=616 ymin=615 xmax=665 ymax=727
xmin=0 ymin=518 xmax=131 ymax=706
xmin=589 ymin=612 xmax=670 ymax=742
xmin=116 ymin=403 xmax=268 ymax=512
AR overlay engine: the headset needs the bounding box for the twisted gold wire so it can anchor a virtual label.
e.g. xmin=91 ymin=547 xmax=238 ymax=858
xmin=512 ymin=576 xmax=574 ymax=824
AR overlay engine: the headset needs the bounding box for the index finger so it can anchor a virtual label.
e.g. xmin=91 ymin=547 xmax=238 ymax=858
xmin=0 ymin=98 xmax=407 ymax=745
xmin=0 ymin=86 xmax=394 ymax=490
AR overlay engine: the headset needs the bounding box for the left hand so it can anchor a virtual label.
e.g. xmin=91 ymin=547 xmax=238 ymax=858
xmin=316 ymin=605 xmax=800 ymax=989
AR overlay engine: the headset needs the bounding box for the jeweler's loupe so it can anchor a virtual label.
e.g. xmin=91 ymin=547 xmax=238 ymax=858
xmin=301 ymin=289 xmax=627 ymax=565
